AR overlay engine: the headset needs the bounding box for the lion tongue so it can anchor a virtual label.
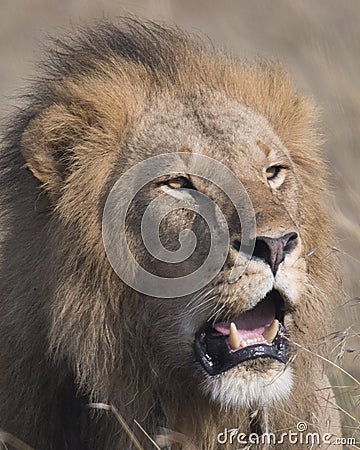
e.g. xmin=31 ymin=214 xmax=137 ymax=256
xmin=213 ymin=295 xmax=277 ymax=350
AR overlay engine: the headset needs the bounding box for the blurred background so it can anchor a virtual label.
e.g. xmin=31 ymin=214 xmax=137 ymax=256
xmin=1 ymin=0 xmax=359 ymax=441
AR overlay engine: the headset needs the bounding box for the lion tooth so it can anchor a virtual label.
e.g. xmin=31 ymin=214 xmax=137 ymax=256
xmin=262 ymin=319 xmax=280 ymax=343
xmin=229 ymin=322 xmax=241 ymax=350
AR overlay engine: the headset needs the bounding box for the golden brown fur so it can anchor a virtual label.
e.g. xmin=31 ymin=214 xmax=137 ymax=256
xmin=0 ymin=19 xmax=341 ymax=449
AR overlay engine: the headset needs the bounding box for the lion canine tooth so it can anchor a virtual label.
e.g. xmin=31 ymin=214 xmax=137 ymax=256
xmin=229 ymin=322 xmax=241 ymax=350
xmin=263 ymin=319 xmax=280 ymax=343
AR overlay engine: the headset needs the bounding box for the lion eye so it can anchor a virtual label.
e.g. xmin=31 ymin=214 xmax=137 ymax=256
xmin=166 ymin=176 xmax=195 ymax=189
xmin=266 ymin=166 xmax=282 ymax=180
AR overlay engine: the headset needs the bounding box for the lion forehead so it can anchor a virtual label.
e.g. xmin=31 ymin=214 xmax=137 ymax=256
xmin=129 ymin=90 xmax=289 ymax=176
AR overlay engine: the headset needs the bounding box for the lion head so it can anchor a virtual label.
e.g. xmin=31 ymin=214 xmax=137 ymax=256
xmin=0 ymin=19 xmax=341 ymax=449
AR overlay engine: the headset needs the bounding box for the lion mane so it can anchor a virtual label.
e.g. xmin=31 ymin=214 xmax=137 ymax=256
xmin=0 ymin=19 xmax=341 ymax=449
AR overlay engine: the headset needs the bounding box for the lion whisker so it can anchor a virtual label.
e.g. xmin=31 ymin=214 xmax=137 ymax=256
xmin=185 ymin=286 xmax=217 ymax=309
xmin=189 ymin=295 xmax=221 ymax=315
xmin=187 ymin=294 xmax=219 ymax=315
xmin=207 ymin=301 xmax=227 ymax=324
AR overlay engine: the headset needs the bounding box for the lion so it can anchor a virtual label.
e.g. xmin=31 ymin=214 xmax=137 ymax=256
xmin=0 ymin=19 xmax=342 ymax=449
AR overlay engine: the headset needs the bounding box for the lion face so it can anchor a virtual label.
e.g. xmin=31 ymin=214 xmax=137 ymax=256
xmin=111 ymin=91 xmax=306 ymax=409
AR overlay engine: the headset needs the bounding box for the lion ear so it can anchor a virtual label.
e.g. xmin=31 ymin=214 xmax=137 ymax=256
xmin=21 ymin=104 xmax=83 ymax=196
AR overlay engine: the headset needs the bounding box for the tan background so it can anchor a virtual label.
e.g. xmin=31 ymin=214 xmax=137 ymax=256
xmin=1 ymin=0 xmax=359 ymax=433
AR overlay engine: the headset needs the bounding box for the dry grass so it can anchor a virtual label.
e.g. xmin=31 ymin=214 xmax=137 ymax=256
xmin=0 ymin=431 xmax=35 ymax=450
xmin=291 ymin=333 xmax=360 ymax=447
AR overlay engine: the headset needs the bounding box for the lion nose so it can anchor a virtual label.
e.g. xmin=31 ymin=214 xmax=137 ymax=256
xmin=253 ymin=232 xmax=298 ymax=275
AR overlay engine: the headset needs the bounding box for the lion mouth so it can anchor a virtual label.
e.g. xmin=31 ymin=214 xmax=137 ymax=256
xmin=193 ymin=290 xmax=289 ymax=376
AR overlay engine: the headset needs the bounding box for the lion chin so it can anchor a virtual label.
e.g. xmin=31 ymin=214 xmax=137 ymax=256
xmin=203 ymin=365 xmax=294 ymax=410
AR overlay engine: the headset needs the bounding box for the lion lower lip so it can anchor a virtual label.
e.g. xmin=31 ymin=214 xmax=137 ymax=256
xmin=193 ymin=290 xmax=289 ymax=376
